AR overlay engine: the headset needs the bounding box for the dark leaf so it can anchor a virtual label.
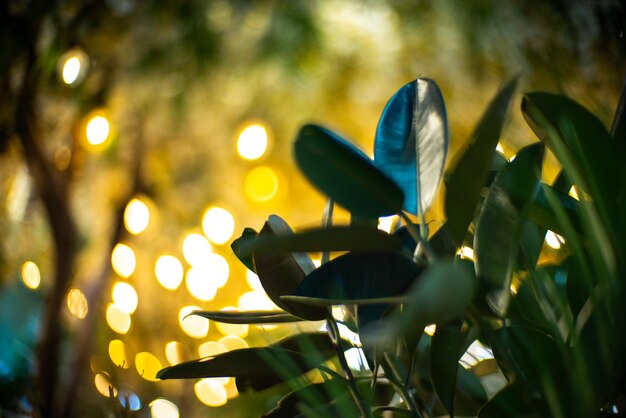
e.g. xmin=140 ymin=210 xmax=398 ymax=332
xmin=528 ymin=184 xmax=580 ymax=236
xmin=262 ymin=380 xmax=348 ymax=418
xmin=455 ymin=366 xmax=488 ymax=416
xmin=445 ymin=77 xmax=519 ymax=245
xmin=294 ymin=124 xmax=404 ymax=218
xmin=374 ymin=78 xmax=448 ymax=215
xmin=474 ymin=143 xmax=543 ymax=315
xmin=253 ymin=215 xmax=327 ymax=320
xmin=430 ymin=321 xmax=462 ymax=415
xmin=191 ymin=309 xmax=305 ymax=324
xmin=231 ymin=227 xmax=258 ymax=272
xmin=478 ymin=384 xmax=537 ymax=418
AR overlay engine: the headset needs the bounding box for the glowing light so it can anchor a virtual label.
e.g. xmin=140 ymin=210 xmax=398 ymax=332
xmin=215 ymin=308 xmax=248 ymax=338
xmin=244 ymin=166 xmax=279 ymax=202
xmin=545 ymin=230 xmax=565 ymax=250
xmin=569 ymin=186 xmax=580 ymax=201
xmin=62 ymin=57 xmax=81 ymax=85
xmin=237 ymin=291 xmax=277 ymax=311
xmin=106 ymin=303 xmax=131 ymax=334
xmin=194 ymin=379 xmax=228 ymax=407
xmin=186 ymin=267 xmax=218 ymax=301
xmin=237 ymin=123 xmax=268 ymax=160
xmin=345 ymin=347 xmax=367 ymax=371
xmin=109 ymin=339 xmax=130 ymax=369
xmin=424 ymin=324 xmax=437 ymax=336
xmin=118 ymin=389 xmax=141 ymax=411
xmin=458 ymin=246 xmax=474 ymax=261
xmin=202 ymin=207 xmax=235 ymax=245
xmin=150 ymin=399 xmax=179 ymax=418
xmin=208 ymin=254 xmax=229 ymax=288
xmin=496 ymin=143 xmax=504 ymax=154
xmin=86 ymin=115 xmax=111 ymax=146
xmin=179 ymin=306 xmax=209 ymax=339
xmin=246 ymin=270 xmax=263 ymax=291
xmin=111 ymin=244 xmax=136 ymax=278
xmin=94 ymin=373 xmax=117 ymax=397
xmin=183 ymin=233 xmax=213 ymax=266
xmin=165 ymin=341 xmax=184 ymax=365
xmin=378 ymin=215 xmax=398 ymax=233
xmin=124 ymin=198 xmax=150 ymax=235
xmin=198 ymin=341 xmax=228 ymax=358
xmin=67 ymin=288 xmax=88 ymax=319
xmin=21 ymin=261 xmax=41 ymax=289
xmin=312 ymin=257 xmax=322 ymax=268
xmin=155 ymin=255 xmax=184 ymax=290
xmin=112 ymin=282 xmax=138 ymax=314
xmin=223 ymin=378 xmax=239 ymax=399
xmin=135 ymin=352 xmax=162 ymax=381
xmin=218 ymin=335 xmax=248 ymax=351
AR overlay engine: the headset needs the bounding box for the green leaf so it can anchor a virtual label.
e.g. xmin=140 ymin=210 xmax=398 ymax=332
xmin=528 ymin=184 xmax=580 ymax=237
xmin=191 ymin=310 xmax=305 ymax=324
xmin=455 ymin=367 xmax=488 ymax=416
xmin=253 ymin=215 xmax=327 ymax=320
xmin=231 ymin=227 xmax=258 ymax=272
xmin=293 ymin=251 xmax=420 ymax=301
xmin=474 ymin=143 xmax=543 ymax=316
xmin=294 ymin=124 xmax=404 ymax=218
xmin=444 ymin=77 xmax=519 ymax=245
xmin=235 ymin=225 xmax=402 ymax=257
xmin=430 ymin=321 xmax=462 ymax=416
xmin=158 ymin=332 xmax=342 ymax=391
xmin=281 ymin=295 xmax=406 ymax=306
xmin=374 ymin=78 xmax=449 ymax=215
xmin=261 ymin=380 xmax=348 ymax=418
xmin=478 ymin=384 xmax=536 ymax=418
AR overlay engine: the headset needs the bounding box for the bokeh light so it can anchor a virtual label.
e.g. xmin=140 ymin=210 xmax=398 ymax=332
xmin=218 ymin=335 xmax=248 ymax=351
xmin=424 ymin=324 xmax=437 ymax=336
xmin=94 ymin=373 xmax=117 ymax=397
xmin=183 ymin=233 xmax=213 ymax=266
xmin=118 ymin=389 xmax=142 ymax=411
xmin=179 ymin=306 xmax=209 ymax=339
xmin=194 ymin=379 xmax=228 ymax=407
xmin=198 ymin=341 xmax=228 ymax=358
xmin=112 ymin=281 xmax=138 ymax=314
xmin=207 ymin=254 xmax=229 ymax=288
xmin=215 ymin=308 xmax=248 ymax=338
xmin=186 ymin=267 xmax=219 ymax=301
xmin=59 ymin=48 xmax=89 ymax=85
xmin=545 ymin=230 xmax=565 ymax=250
xmin=124 ymin=198 xmax=150 ymax=235
xmin=224 ymin=378 xmax=239 ymax=399
xmin=237 ymin=290 xmax=277 ymax=311
xmin=202 ymin=207 xmax=235 ymax=245
xmin=135 ymin=352 xmax=162 ymax=381
xmin=109 ymin=339 xmax=130 ymax=369
xmin=237 ymin=123 xmax=268 ymax=160
xmin=150 ymin=398 xmax=179 ymax=418
xmin=244 ymin=166 xmax=279 ymax=202
xmin=165 ymin=341 xmax=185 ymax=366
xmin=245 ymin=270 xmax=263 ymax=291
xmin=111 ymin=243 xmax=136 ymax=278
xmin=106 ymin=303 xmax=131 ymax=334
xmin=155 ymin=255 xmax=184 ymax=290
xmin=21 ymin=261 xmax=41 ymax=290
xmin=85 ymin=112 xmax=111 ymax=147
xmin=67 ymin=288 xmax=88 ymax=319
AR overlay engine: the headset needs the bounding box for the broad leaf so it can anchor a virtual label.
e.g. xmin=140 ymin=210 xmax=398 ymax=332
xmin=293 ymin=251 xmax=420 ymax=301
xmin=191 ymin=310 xmax=304 ymax=324
xmin=158 ymin=332 xmax=343 ymax=391
xmin=235 ymin=225 xmax=402 ymax=256
xmin=253 ymin=215 xmax=327 ymax=320
xmin=445 ymin=77 xmax=519 ymax=245
xmin=294 ymin=124 xmax=404 ymax=218
xmin=455 ymin=367 xmax=488 ymax=416
xmin=474 ymin=143 xmax=543 ymax=316
xmin=478 ymin=384 xmax=536 ymax=418
xmin=374 ymin=78 xmax=449 ymax=215
xmin=528 ymin=184 xmax=580 ymax=236
xmin=231 ymin=227 xmax=258 ymax=272
xmin=430 ymin=321 xmax=462 ymax=416
xmin=262 ymin=380 xmax=348 ymax=418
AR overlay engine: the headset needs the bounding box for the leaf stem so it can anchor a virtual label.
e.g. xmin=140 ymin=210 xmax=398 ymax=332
xmin=400 ymin=212 xmax=435 ymax=263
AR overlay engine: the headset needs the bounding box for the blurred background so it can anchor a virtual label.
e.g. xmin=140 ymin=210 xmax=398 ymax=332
xmin=1 ymin=0 xmax=624 ymax=417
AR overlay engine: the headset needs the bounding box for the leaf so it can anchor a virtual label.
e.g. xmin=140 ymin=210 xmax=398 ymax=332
xmin=231 ymin=227 xmax=258 ymax=272
xmin=528 ymin=184 xmax=580 ymax=237
xmin=235 ymin=225 xmax=402 ymax=257
xmin=430 ymin=321 xmax=462 ymax=416
xmin=455 ymin=367 xmax=488 ymax=416
xmin=478 ymin=384 xmax=536 ymax=418
xmin=444 ymin=77 xmax=519 ymax=245
xmin=474 ymin=143 xmax=543 ymax=316
xmin=490 ymin=325 xmax=571 ymax=418
xmin=158 ymin=332 xmax=342 ymax=391
xmin=293 ymin=251 xmax=420 ymax=301
xmin=612 ymin=74 xmax=626 ymax=170
xmin=262 ymin=380 xmax=348 ymax=418
xmin=191 ymin=310 xmax=305 ymax=324
xmin=281 ymin=295 xmax=406 ymax=306
xmin=374 ymin=78 xmax=449 ymax=215
xmin=294 ymin=124 xmax=404 ymax=218
xmin=253 ymin=215 xmax=327 ymax=320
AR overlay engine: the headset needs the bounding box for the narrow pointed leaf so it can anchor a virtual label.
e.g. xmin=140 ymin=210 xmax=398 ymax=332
xmin=191 ymin=310 xmax=305 ymax=324
xmin=374 ymin=78 xmax=449 ymax=215
xmin=294 ymin=124 xmax=404 ymax=218
xmin=430 ymin=321 xmax=462 ymax=416
xmin=281 ymin=295 xmax=407 ymax=306
xmin=293 ymin=251 xmax=420 ymax=301
xmin=474 ymin=143 xmax=543 ymax=316
xmin=445 ymin=78 xmax=519 ymax=245
xmin=231 ymin=227 xmax=258 ymax=272
xmin=253 ymin=215 xmax=327 ymax=320
xmin=528 ymin=184 xmax=580 ymax=237
xmin=235 ymin=225 xmax=402 ymax=257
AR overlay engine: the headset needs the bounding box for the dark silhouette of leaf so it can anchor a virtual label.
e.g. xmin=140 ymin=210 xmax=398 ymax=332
xmin=191 ymin=309 xmax=304 ymax=324
xmin=430 ymin=321 xmax=462 ymax=416
xmin=262 ymin=380 xmax=348 ymax=418
xmin=231 ymin=227 xmax=258 ymax=272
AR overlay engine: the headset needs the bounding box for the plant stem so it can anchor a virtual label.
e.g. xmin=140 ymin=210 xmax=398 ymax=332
xmin=399 ymin=212 xmax=435 ymax=262
xmin=381 ymin=353 xmax=424 ymax=418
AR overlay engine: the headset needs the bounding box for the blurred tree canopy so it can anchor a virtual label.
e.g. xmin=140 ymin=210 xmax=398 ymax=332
xmin=0 ymin=0 xmax=624 ymax=417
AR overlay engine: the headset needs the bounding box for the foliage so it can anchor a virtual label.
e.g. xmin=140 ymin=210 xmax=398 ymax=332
xmin=158 ymin=76 xmax=626 ymax=418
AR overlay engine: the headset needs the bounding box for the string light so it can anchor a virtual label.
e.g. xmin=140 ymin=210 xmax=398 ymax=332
xmin=202 ymin=207 xmax=235 ymax=245
xmin=21 ymin=261 xmax=41 ymax=290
